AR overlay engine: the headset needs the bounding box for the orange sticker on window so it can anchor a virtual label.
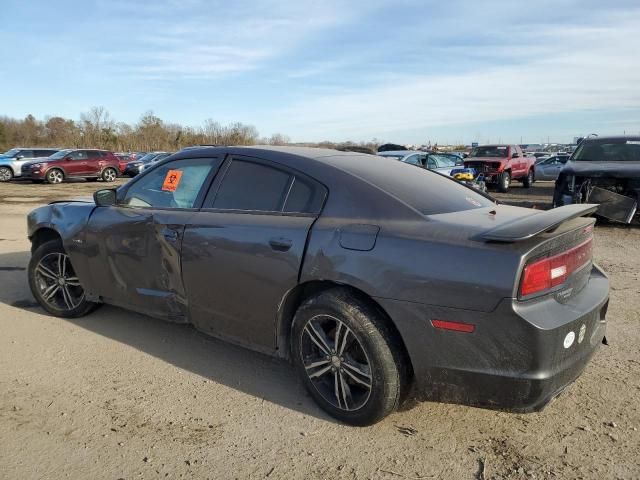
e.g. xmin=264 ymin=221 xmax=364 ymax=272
xmin=162 ymin=170 xmax=182 ymax=192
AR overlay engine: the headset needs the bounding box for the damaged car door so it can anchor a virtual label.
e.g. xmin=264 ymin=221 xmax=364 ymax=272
xmin=180 ymin=156 xmax=327 ymax=351
xmin=84 ymin=157 xmax=221 ymax=320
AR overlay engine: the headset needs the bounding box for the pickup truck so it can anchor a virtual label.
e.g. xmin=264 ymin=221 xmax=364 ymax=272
xmin=464 ymin=144 xmax=535 ymax=192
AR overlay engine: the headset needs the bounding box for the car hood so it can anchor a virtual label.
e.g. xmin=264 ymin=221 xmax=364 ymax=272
xmin=561 ymin=160 xmax=640 ymax=178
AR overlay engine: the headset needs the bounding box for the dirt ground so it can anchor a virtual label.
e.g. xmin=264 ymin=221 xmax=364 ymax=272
xmin=0 ymin=178 xmax=639 ymax=480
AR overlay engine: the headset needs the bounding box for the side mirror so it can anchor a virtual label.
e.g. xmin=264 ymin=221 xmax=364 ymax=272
xmin=94 ymin=189 xmax=117 ymax=207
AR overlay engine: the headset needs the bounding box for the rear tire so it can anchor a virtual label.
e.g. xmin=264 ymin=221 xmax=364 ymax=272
xmin=101 ymin=167 xmax=118 ymax=182
xmin=291 ymin=288 xmax=407 ymax=426
xmin=0 ymin=166 xmax=13 ymax=182
xmin=497 ymin=170 xmax=511 ymax=193
xmin=28 ymin=239 xmax=99 ymax=318
xmin=522 ymin=168 xmax=534 ymax=188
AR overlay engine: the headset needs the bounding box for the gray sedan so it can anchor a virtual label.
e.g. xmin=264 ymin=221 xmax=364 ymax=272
xmin=378 ymin=150 xmax=461 ymax=175
xmin=26 ymin=146 xmax=608 ymax=425
xmin=535 ymin=155 xmax=570 ymax=181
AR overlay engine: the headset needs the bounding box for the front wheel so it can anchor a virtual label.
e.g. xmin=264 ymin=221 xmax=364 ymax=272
xmin=0 ymin=166 xmax=13 ymax=182
xmin=101 ymin=167 xmax=118 ymax=182
xmin=497 ymin=170 xmax=511 ymax=193
xmin=28 ymin=239 xmax=99 ymax=318
xmin=291 ymin=289 xmax=407 ymax=426
xmin=46 ymin=168 xmax=64 ymax=184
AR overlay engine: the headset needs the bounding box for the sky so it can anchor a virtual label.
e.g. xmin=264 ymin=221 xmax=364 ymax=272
xmin=1 ymin=0 xmax=640 ymax=145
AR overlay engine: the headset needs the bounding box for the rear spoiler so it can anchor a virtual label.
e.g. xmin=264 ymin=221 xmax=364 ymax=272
xmin=477 ymin=204 xmax=599 ymax=242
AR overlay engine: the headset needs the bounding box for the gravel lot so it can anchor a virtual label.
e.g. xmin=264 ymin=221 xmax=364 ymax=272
xmin=0 ymin=178 xmax=639 ymax=479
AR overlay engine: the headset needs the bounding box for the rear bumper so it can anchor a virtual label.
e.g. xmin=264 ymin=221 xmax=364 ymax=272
xmin=377 ymin=264 xmax=609 ymax=411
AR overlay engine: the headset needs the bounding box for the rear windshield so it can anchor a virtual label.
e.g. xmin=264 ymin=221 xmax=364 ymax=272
xmin=573 ymin=139 xmax=640 ymax=162
xmin=330 ymin=154 xmax=495 ymax=215
xmin=470 ymin=146 xmax=509 ymax=158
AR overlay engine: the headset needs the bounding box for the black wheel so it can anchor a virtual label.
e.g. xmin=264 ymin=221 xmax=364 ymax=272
xmin=28 ymin=239 xmax=99 ymax=318
xmin=497 ymin=170 xmax=511 ymax=193
xmin=522 ymin=168 xmax=534 ymax=188
xmin=0 ymin=166 xmax=13 ymax=182
xmin=101 ymin=167 xmax=118 ymax=182
xmin=46 ymin=168 xmax=64 ymax=184
xmin=291 ymin=289 xmax=407 ymax=426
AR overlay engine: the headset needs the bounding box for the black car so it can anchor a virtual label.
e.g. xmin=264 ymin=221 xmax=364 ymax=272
xmin=27 ymin=146 xmax=609 ymax=425
xmin=123 ymin=152 xmax=172 ymax=177
xmin=553 ymin=136 xmax=640 ymax=223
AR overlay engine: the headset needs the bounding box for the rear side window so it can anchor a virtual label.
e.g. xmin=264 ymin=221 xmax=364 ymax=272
xmin=69 ymin=151 xmax=88 ymax=160
xmin=36 ymin=150 xmax=55 ymax=157
xmin=213 ymin=160 xmax=291 ymax=212
xmin=86 ymin=151 xmax=101 ymax=159
xmin=210 ymin=159 xmax=326 ymax=214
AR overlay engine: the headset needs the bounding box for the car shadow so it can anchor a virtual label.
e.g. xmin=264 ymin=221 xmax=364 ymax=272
xmin=0 ymin=250 xmax=334 ymax=423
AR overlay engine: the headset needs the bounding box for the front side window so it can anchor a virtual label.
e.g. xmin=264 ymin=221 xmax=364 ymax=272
xmin=16 ymin=150 xmax=34 ymax=158
xmin=122 ymin=157 xmax=219 ymax=209
xmin=69 ymin=151 xmax=88 ymax=160
xmin=49 ymin=150 xmax=72 ymax=160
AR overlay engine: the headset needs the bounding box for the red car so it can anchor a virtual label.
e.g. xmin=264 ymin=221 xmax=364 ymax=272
xmin=464 ymin=144 xmax=536 ymax=192
xmin=20 ymin=149 xmax=120 ymax=184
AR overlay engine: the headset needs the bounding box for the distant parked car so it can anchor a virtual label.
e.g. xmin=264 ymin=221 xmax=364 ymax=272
xmin=21 ymin=149 xmax=120 ymax=184
xmin=534 ymin=155 xmax=570 ymax=181
xmin=123 ymin=151 xmax=172 ymax=177
xmin=115 ymin=153 xmax=133 ymax=174
xmin=378 ymin=150 xmax=461 ymax=176
xmin=0 ymin=147 xmax=60 ymax=182
xmin=464 ymin=145 xmax=536 ymax=193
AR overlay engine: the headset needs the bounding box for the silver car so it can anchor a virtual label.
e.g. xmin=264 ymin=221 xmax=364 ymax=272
xmin=534 ymin=155 xmax=570 ymax=181
xmin=0 ymin=147 xmax=60 ymax=181
xmin=378 ymin=150 xmax=462 ymax=176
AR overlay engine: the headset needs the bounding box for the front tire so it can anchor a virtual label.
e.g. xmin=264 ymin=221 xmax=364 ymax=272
xmin=291 ymin=289 xmax=407 ymax=426
xmin=28 ymin=239 xmax=98 ymax=318
xmin=46 ymin=168 xmax=64 ymax=184
xmin=497 ymin=170 xmax=511 ymax=193
xmin=101 ymin=167 xmax=118 ymax=182
xmin=0 ymin=166 xmax=13 ymax=182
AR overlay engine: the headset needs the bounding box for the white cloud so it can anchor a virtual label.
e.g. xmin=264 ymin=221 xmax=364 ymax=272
xmin=275 ymin=7 xmax=640 ymax=141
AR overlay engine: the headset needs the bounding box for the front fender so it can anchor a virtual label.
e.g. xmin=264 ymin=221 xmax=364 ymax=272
xmin=28 ymin=202 xmax=97 ymax=293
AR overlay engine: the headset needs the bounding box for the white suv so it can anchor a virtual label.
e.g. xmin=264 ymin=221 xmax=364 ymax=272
xmin=0 ymin=148 xmax=60 ymax=181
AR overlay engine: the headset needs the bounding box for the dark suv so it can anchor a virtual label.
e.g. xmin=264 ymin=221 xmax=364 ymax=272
xmin=21 ymin=149 xmax=121 ymax=184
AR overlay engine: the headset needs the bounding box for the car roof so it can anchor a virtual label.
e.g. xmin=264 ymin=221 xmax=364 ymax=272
xmin=378 ymin=150 xmax=422 ymax=156
xmin=581 ymin=135 xmax=640 ymax=143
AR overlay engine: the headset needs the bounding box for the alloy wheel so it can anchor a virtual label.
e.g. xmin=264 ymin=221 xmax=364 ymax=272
xmin=34 ymin=252 xmax=84 ymax=311
xmin=103 ymin=168 xmax=117 ymax=182
xmin=47 ymin=170 xmax=64 ymax=184
xmin=0 ymin=167 xmax=12 ymax=182
xmin=300 ymin=314 xmax=372 ymax=411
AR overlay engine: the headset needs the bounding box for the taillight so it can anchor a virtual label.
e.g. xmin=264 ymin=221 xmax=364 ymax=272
xmin=520 ymin=237 xmax=593 ymax=297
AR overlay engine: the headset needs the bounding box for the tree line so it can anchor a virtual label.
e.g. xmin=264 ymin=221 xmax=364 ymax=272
xmin=0 ymin=107 xmax=381 ymax=154
xmin=0 ymin=107 xmax=289 ymax=153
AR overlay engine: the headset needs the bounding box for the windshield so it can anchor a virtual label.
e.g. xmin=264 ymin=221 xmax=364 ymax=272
xmin=1 ymin=148 xmax=21 ymax=158
xmin=137 ymin=153 xmax=159 ymax=163
xmin=48 ymin=149 xmax=72 ymax=160
xmin=470 ymin=146 xmax=509 ymax=158
xmin=572 ymin=139 xmax=640 ymax=162
xmin=430 ymin=154 xmax=457 ymax=168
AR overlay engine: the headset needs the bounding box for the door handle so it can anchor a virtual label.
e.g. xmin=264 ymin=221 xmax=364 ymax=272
xmin=162 ymin=228 xmax=179 ymax=241
xmin=269 ymin=237 xmax=292 ymax=252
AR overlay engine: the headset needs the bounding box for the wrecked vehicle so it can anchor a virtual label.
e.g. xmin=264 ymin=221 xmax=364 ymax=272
xmin=27 ymin=146 xmax=609 ymax=425
xmin=553 ymin=136 xmax=640 ymax=224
